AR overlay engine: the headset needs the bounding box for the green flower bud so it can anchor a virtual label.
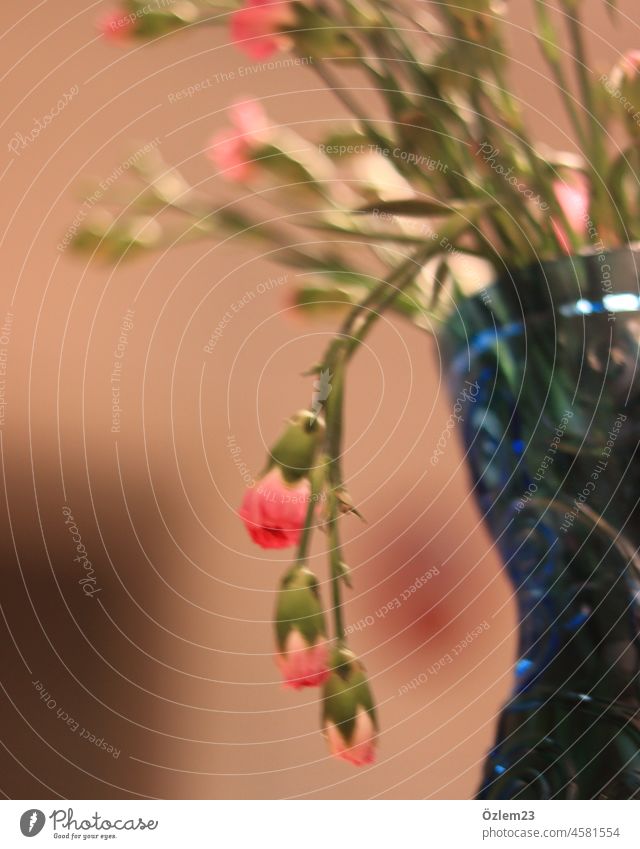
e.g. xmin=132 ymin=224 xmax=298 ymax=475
xmin=125 ymin=1 xmax=197 ymax=38
xmin=322 ymin=648 xmax=378 ymax=766
xmin=275 ymin=568 xmax=330 ymax=689
xmin=72 ymin=213 xmax=161 ymax=261
xmin=268 ymin=410 xmax=325 ymax=482
xmin=290 ymin=285 xmax=355 ymax=318
xmin=275 ymin=568 xmax=327 ymax=649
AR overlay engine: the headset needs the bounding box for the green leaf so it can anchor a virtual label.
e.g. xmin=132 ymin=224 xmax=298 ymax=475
xmin=534 ymin=0 xmax=561 ymax=63
xmin=291 ymin=285 xmax=357 ymax=316
xmin=429 ymin=259 xmax=451 ymax=311
xmin=293 ymin=279 xmax=425 ymax=323
xmin=307 ymin=218 xmax=431 ymax=244
xmin=356 ymin=198 xmax=491 ymax=218
xmin=253 ymin=143 xmax=323 ymax=190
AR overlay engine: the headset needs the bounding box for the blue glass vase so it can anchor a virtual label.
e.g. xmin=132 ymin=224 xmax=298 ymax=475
xmin=442 ymin=247 xmax=640 ymax=799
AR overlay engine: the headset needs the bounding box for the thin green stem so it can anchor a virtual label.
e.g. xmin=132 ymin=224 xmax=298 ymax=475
xmin=473 ymin=44 xmax=578 ymax=256
xmin=337 ymin=245 xmax=432 ymax=340
xmin=536 ymin=33 xmax=590 ymax=155
xmin=295 ymin=469 xmax=323 ymax=566
xmin=328 ymin=506 xmax=346 ymax=645
xmin=344 ymin=260 xmax=427 ymax=357
xmin=564 ymin=7 xmax=618 ymax=239
xmin=565 ymin=12 xmax=605 ymax=171
xmin=322 ymin=354 xmax=347 ymax=644
xmin=317 ymin=246 xmax=433 ymax=647
xmin=311 ymin=60 xmax=390 ymax=151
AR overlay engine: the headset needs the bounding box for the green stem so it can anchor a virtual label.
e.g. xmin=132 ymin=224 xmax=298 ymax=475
xmin=324 ymin=361 xmax=347 ymax=644
xmin=564 ymin=7 xmax=617 ymax=239
xmin=565 ymin=11 xmax=606 ymax=170
xmin=474 ymin=46 xmax=576 ymax=256
xmin=469 ymin=94 xmax=535 ymax=258
xmin=337 ymin=245 xmax=432 ymax=341
xmin=535 ymin=13 xmax=591 ymax=156
xmin=295 ymin=468 xmax=323 ymax=566
xmin=344 ymin=260 xmax=427 ymax=357
xmin=318 ymin=249 xmax=432 ymax=645
xmin=328 ymin=504 xmax=346 ymax=645
xmin=311 ymin=60 xmax=391 ymax=151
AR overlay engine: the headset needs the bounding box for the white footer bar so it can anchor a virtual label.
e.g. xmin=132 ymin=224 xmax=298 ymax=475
xmin=1 ymin=800 xmax=638 ymax=848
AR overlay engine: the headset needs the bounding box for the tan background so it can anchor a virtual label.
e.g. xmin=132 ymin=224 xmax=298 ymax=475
xmin=0 ymin=0 xmax=638 ymax=799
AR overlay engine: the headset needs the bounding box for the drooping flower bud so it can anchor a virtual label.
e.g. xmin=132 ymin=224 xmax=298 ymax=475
xmin=99 ymin=3 xmax=195 ymax=42
xmin=322 ymin=648 xmax=378 ymax=766
xmin=239 ymin=467 xmax=310 ymax=548
xmin=231 ymin=0 xmax=296 ymax=60
xmin=99 ymin=8 xmax=137 ymax=42
xmin=207 ymin=99 xmax=271 ymax=182
xmin=275 ymin=568 xmax=330 ymax=688
xmin=267 ymin=410 xmax=325 ymax=481
xmin=239 ymin=410 xmax=324 ymax=548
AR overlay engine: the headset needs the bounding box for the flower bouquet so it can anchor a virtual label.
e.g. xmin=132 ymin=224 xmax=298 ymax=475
xmin=74 ymin=0 xmax=640 ymax=797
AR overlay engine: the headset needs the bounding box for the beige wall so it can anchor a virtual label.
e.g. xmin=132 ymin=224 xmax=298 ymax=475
xmin=0 ymin=0 xmax=637 ymax=799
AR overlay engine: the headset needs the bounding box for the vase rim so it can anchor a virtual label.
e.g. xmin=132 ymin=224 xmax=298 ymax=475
xmin=503 ymin=241 xmax=640 ymax=277
xmin=480 ymin=242 xmax=640 ymax=318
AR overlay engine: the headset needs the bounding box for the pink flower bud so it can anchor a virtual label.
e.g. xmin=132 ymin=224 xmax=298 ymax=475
xmin=230 ymin=99 xmax=271 ymax=140
xmin=550 ymin=174 xmax=589 ymax=254
xmin=618 ymin=50 xmax=640 ymax=82
xmin=239 ymin=467 xmax=311 ymax=548
xmin=99 ymin=8 xmax=136 ymax=42
xmin=230 ymin=0 xmax=295 ymax=61
xmin=275 ymin=629 xmax=330 ymax=689
xmin=325 ymin=707 xmax=377 ymax=766
xmin=322 ymin=648 xmax=378 ymax=766
xmin=207 ymin=98 xmax=270 ymax=182
xmin=207 ymin=129 xmax=255 ymax=181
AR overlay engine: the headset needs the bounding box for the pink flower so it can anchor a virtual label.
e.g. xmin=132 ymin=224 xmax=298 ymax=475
xmin=208 ymin=130 xmax=255 ymax=181
xmin=619 ymin=50 xmax=640 ymax=81
xmin=230 ymin=98 xmax=270 ymax=139
xmin=239 ymin=467 xmax=310 ymax=548
xmin=275 ymin=630 xmax=330 ymax=688
xmin=231 ymin=0 xmax=295 ymax=60
xmin=325 ymin=708 xmax=377 ymax=766
xmin=208 ymin=98 xmax=270 ymax=181
xmin=551 ymin=174 xmax=589 ymax=254
xmin=99 ymin=8 xmax=136 ymax=42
